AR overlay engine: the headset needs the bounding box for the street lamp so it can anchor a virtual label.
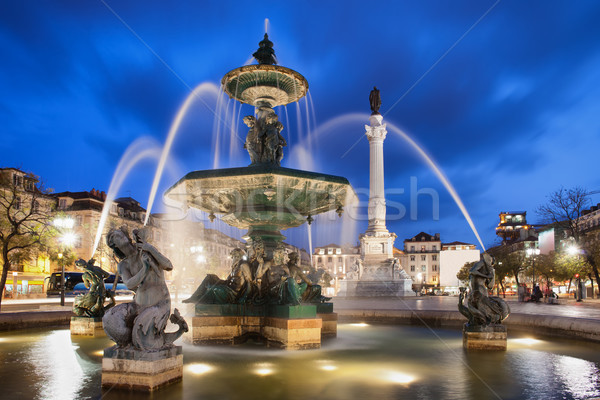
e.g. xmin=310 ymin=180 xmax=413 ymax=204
xmin=526 ymin=248 xmax=540 ymax=288
xmin=57 ymin=252 xmax=64 ymax=306
xmin=54 ymin=216 xmax=75 ymax=307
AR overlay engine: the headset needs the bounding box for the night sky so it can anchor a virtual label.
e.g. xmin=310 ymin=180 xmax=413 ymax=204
xmin=2 ymin=1 xmax=600 ymax=252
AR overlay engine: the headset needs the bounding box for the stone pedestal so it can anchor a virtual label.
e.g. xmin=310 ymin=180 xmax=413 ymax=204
xmin=190 ymin=303 xmax=334 ymax=349
xmin=463 ymin=324 xmax=507 ymax=351
xmin=70 ymin=316 xmax=106 ymax=337
xmin=101 ymin=346 xmax=183 ymax=392
xmin=316 ymin=302 xmax=337 ymax=337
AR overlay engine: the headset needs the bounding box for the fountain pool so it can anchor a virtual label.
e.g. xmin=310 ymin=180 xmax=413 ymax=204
xmin=2 ymin=324 xmax=599 ymax=400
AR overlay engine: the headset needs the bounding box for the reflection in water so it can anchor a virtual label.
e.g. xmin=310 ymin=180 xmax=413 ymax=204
xmin=0 ymin=326 xmax=599 ymax=400
xmin=29 ymin=330 xmax=89 ymax=400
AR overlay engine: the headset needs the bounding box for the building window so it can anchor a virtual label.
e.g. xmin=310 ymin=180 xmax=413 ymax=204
xmin=421 ymin=245 xmax=425 ymax=252
xmin=338 ymin=266 xmax=343 ymax=272
xmin=410 ymin=265 xmax=415 ymax=272
xmin=432 ymin=245 xmax=437 ymax=251
xmin=432 ymin=255 xmax=437 ymax=261
xmin=432 ymin=276 xmax=438 ymax=282
xmin=318 ymin=257 xmax=322 ymax=263
xmin=59 ymin=199 xmax=67 ymax=209
xmin=328 ymin=248 xmax=333 ymax=255
xmin=432 ymin=265 xmax=438 ymax=271
xmin=33 ymin=201 xmax=40 ymax=212
xmin=75 ymin=215 xmax=82 ymax=226
xmin=74 ymin=235 xmax=82 ymax=249
xmin=319 ymin=249 xmax=324 ymax=255
xmin=336 ymin=248 xmax=342 ymax=255
xmin=410 ymin=246 xmax=415 ymax=252
xmin=410 ymin=255 xmax=415 ymax=261
xmin=421 ymin=255 xmax=426 ymax=261
xmin=14 ymin=196 xmax=21 ymax=210
xmin=421 ymin=265 xmax=426 ymax=272
xmin=328 ymin=257 xmax=332 ymax=263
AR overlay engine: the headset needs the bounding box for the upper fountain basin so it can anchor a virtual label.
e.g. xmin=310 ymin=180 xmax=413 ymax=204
xmin=165 ymin=165 xmax=355 ymax=230
xmin=221 ymin=64 xmax=309 ymax=108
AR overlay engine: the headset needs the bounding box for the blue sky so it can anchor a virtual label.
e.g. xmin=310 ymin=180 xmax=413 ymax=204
xmin=2 ymin=1 xmax=600 ymax=251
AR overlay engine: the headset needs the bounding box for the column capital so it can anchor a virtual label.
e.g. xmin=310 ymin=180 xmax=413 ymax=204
xmin=365 ymin=124 xmax=387 ymax=141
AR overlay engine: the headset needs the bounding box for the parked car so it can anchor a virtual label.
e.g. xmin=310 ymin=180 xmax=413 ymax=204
xmin=72 ymin=274 xmax=133 ymax=296
xmin=46 ymin=272 xmax=84 ymax=297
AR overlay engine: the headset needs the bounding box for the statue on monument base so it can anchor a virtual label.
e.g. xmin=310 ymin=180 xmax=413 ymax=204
xmin=102 ymin=227 xmax=188 ymax=351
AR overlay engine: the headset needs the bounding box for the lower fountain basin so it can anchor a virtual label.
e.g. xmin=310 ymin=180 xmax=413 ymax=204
xmin=2 ymin=324 xmax=600 ymax=399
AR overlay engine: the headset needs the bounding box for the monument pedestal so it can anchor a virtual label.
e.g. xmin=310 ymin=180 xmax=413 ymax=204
xmin=101 ymin=346 xmax=183 ymax=392
xmin=70 ymin=316 xmax=106 ymax=337
xmin=338 ymin=279 xmax=414 ymax=297
xmin=463 ymin=324 xmax=507 ymax=351
xmin=190 ymin=303 xmax=334 ymax=349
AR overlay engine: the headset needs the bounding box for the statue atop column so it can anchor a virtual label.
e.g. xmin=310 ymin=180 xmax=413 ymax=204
xmin=369 ymin=86 xmax=381 ymax=115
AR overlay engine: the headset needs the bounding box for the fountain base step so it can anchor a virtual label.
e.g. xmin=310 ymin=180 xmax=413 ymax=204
xmin=463 ymin=324 xmax=507 ymax=351
xmin=101 ymin=345 xmax=183 ymax=392
xmin=190 ymin=304 xmax=333 ymax=349
xmin=70 ymin=316 xmax=106 ymax=337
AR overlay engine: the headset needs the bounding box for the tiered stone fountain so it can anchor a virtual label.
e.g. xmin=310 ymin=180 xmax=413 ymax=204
xmin=165 ymin=34 xmax=355 ymax=349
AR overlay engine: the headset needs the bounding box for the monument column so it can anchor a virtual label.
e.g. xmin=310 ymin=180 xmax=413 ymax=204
xmin=365 ymin=114 xmax=388 ymax=234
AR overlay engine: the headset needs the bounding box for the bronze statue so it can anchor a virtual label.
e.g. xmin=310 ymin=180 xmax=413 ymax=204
xmin=72 ymin=258 xmax=115 ymax=317
xmin=458 ymin=253 xmax=510 ymax=327
xmin=244 ymin=107 xmax=287 ymax=166
xmin=243 ymin=115 xmax=261 ymax=164
xmin=287 ymin=252 xmax=330 ymax=303
xmin=183 ymin=248 xmax=254 ymax=304
xmin=102 ymin=227 xmax=188 ymax=351
xmin=369 ymin=86 xmax=381 ymax=115
xmin=254 ymin=245 xmax=292 ymax=303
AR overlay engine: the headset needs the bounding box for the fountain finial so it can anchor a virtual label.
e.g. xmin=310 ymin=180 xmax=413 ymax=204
xmin=253 ymin=33 xmax=277 ymax=65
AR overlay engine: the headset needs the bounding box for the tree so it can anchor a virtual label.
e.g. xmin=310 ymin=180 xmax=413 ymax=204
xmin=0 ymin=169 xmax=56 ymax=311
xmin=537 ymin=186 xmax=599 ymax=298
xmin=493 ymin=249 xmax=526 ymax=288
xmin=456 ymin=261 xmax=475 ymax=284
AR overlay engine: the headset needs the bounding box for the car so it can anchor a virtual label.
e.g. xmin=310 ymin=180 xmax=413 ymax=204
xmin=72 ymin=274 xmax=133 ymax=296
xmin=46 ymin=272 xmax=84 ymax=297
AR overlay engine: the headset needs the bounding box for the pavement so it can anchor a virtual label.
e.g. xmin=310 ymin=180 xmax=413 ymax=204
xmin=332 ymin=295 xmax=600 ymax=320
xmin=3 ymin=294 xmax=600 ymax=341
